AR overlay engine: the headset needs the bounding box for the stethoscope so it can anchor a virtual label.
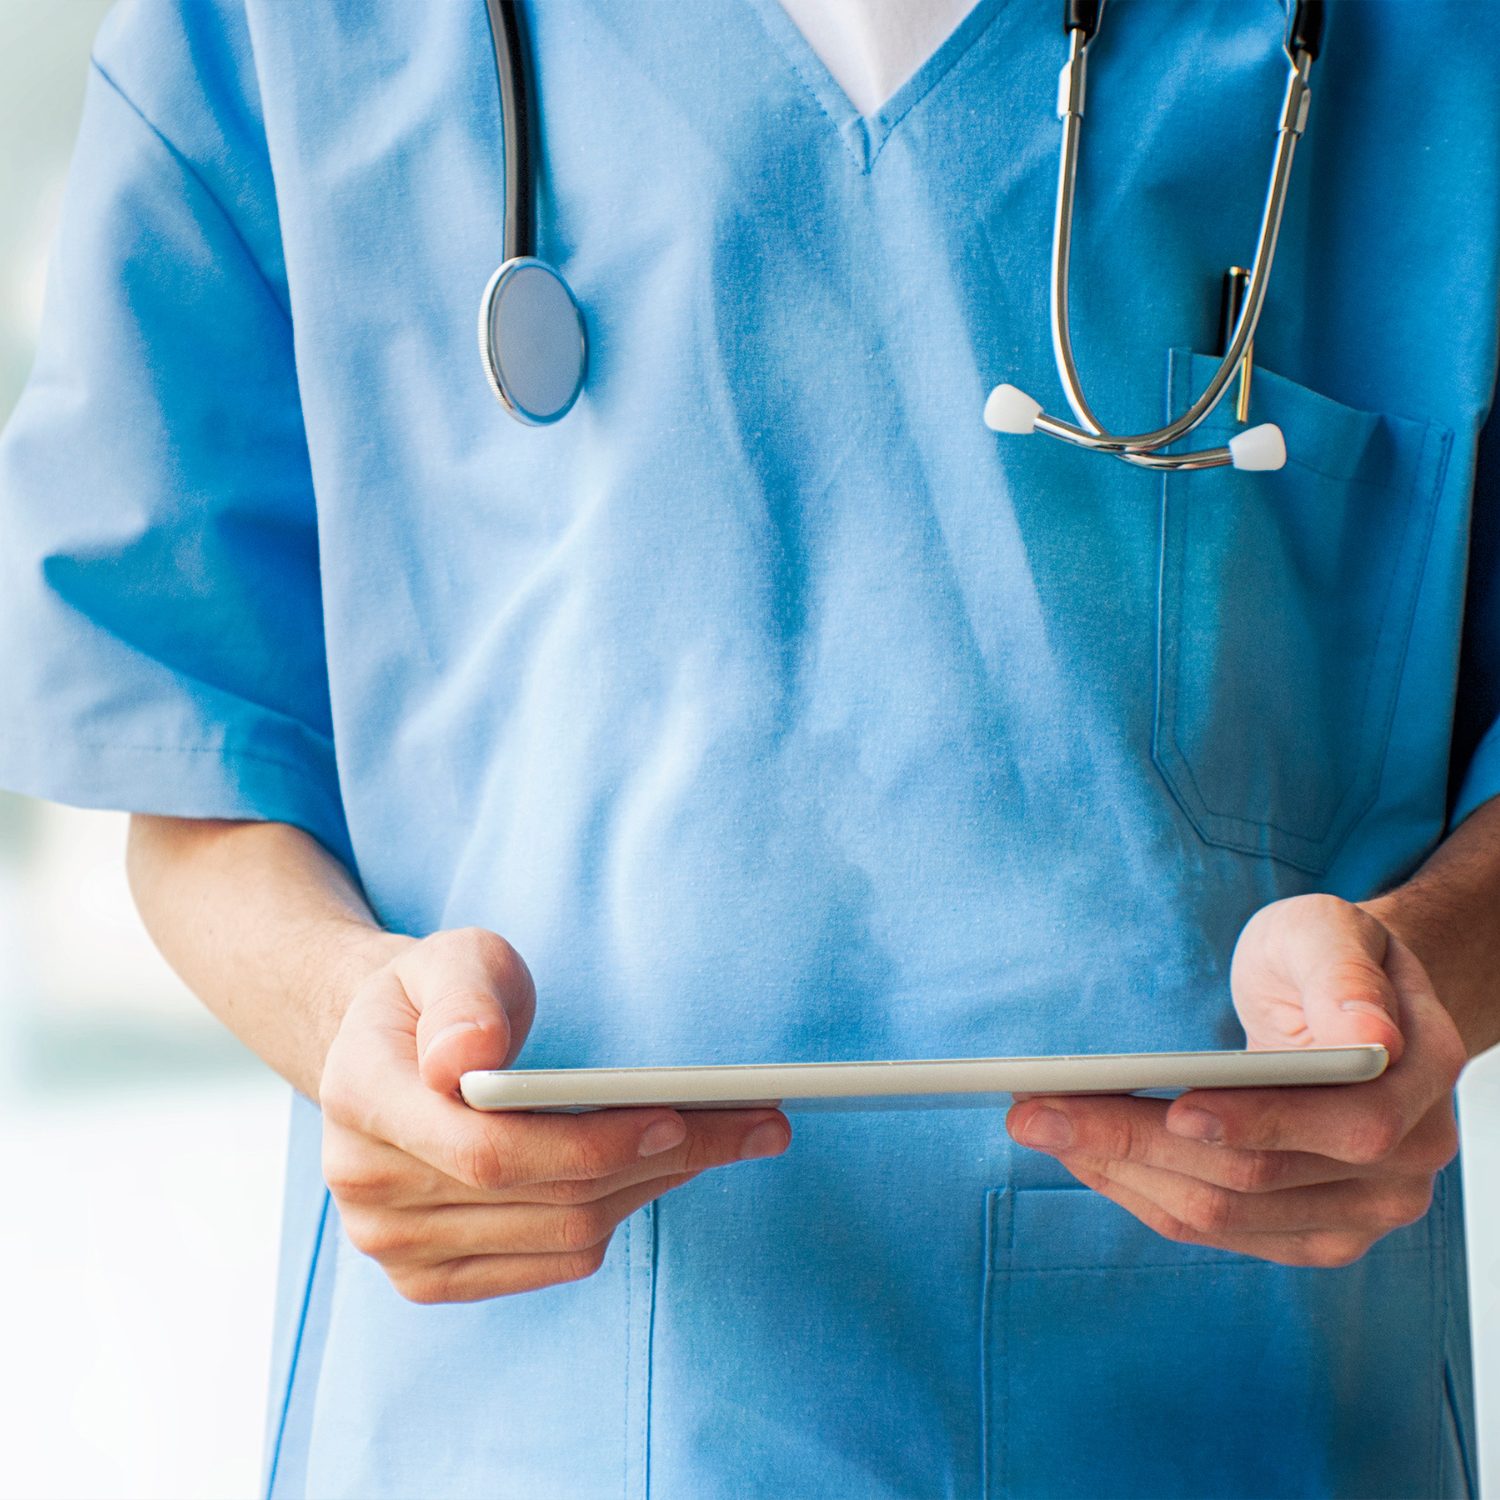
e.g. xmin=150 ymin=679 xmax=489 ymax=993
xmin=477 ymin=0 xmax=588 ymax=425
xmin=983 ymin=0 xmax=1325 ymax=473
xmin=478 ymin=0 xmax=1323 ymax=469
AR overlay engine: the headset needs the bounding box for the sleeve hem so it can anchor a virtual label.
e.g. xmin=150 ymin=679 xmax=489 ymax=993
xmin=0 ymin=734 xmax=350 ymax=865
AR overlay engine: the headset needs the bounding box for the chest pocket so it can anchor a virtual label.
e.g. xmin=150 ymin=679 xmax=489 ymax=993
xmin=1154 ymin=350 xmax=1451 ymax=873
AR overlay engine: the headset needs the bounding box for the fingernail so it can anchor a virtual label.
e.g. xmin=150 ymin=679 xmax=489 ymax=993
xmin=1019 ymin=1108 xmax=1073 ymax=1150
xmin=740 ymin=1122 xmax=789 ymax=1160
xmin=422 ymin=1020 xmax=482 ymax=1060
xmin=1341 ymin=1000 xmax=1393 ymax=1022
xmin=1168 ymin=1106 xmax=1223 ymax=1143
xmin=638 ymin=1118 xmax=688 ymax=1157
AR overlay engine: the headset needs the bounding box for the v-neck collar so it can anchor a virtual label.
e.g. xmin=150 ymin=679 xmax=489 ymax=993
xmin=746 ymin=0 xmax=1014 ymax=172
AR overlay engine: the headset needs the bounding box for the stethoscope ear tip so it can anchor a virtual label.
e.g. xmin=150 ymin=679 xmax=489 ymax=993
xmin=1227 ymin=422 xmax=1286 ymax=471
xmin=984 ymin=383 xmax=1042 ymax=435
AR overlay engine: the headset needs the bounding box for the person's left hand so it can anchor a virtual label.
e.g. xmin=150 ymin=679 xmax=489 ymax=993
xmin=1005 ymin=894 xmax=1468 ymax=1266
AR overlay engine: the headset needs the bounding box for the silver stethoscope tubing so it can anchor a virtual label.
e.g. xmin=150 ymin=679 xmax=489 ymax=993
xmin=478 ymin=0 xmax=588 ymax=425
xmin=984 ymin=0 xmax=1327 ymax=473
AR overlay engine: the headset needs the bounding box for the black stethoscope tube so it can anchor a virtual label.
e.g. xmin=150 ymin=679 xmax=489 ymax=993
xmin=1064 ymin=0 xmax=1324 ymax=56
xmin=1288 ymin=0 xmax=1325 ymax=60
xmin=484 ymin=0 xmax=534 ymax=263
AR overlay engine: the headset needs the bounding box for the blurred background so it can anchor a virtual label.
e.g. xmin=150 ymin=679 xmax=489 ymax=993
xmin=0 ymin=4 xmax=1495 ymax=1498
xmin=0 ymin=11 xmax=284 ymax=1499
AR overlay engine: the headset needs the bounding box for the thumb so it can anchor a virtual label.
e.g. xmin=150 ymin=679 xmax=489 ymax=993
xmin=396 ymin=931 xmax=538 ymax=1095
xmin=1298 ymin=943 xmax=1406 ymax=1064
xmin=1233 ymin=897 xmax=1406 ymax=1065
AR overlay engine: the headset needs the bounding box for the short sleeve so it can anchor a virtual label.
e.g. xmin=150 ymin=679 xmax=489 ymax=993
xmin=0 ymin=1 xmax=348 ymax=858
xmin=1450 ymin=385 xmax=1500 ymax=830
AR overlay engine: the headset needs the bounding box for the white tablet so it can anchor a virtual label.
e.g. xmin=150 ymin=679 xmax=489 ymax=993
xmin=459 ymin=1045 xmax=1388 ymax=1113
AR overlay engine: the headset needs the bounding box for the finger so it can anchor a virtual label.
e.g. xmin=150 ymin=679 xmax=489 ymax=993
xmin=499 ymin=1106 xmax=792 ymax=1202
xmin=1166 ymin=977 xmax=1465 ymax=1161
xmin=325 ymin=994 xmax=792 ymax=1195
xmin=1062 ymin=1161 xmax=1376 ymax=1270
xmin=393 ymin=929 xmax=537 ymax=1093
xmin=1009 ymin=1092 xmax=1460 ymax=1190
xmin=1007 ymin=1095 xmax=1367 ymax=1192
xmin=330 ymin=1100 xmax=791 ymax=1208
xmin=326 ymin=973 xmax=687 ymax=1187
xmin=1064 ymin=1154 xmax=1435 ymax=1238
xmin=321 ymin=1127 xmax=511 ymax=1209
xmin=458 ymin=1105 xmax=789 ymax=1192
xmin=355 ymin=1172 xmax=700 ymax=1266
xmin=392 ymin=1245 xmax=621 ymax=1304
xmin=1299 ymin=924 xmax=1422 ymax=1059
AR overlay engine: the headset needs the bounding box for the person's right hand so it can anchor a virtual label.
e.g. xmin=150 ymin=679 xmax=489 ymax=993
xmin=318 ymin=927 xmax=791 ymax=1303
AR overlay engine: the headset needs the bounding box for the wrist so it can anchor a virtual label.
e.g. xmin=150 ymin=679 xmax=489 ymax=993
xmin=309 ymin=923 xmax=418 ymax=1081
xmin=1353 ymin=893 xmax=1405 ymax=947
xmin=336 ymin=922 xmax=416 ymax=984
xmin=1357 ymin=893 xmax=1493 ymax=1061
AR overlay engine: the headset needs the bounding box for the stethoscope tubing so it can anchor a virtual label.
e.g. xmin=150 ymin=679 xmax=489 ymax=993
xmin=1042 ymin=37 xmax=1314 ymax=468
xmin=479 ymin=0 xmax=1320 ymax=455
xmin=985 ymin=2 xmax=1327 ymax=472
xmin=484 ymin=0 xmax=535 ymax=264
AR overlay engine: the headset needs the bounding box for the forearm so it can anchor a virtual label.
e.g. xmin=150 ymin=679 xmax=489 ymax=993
xmin=125 ymin=816 xmax=412 ymax=1097
xmin=1361 ymin=795 xmax=1500 ymax=1059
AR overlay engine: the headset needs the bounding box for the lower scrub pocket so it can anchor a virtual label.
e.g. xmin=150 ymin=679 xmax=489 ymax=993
xmin=304 ymin=1202 xmax=657 ymax=1500
xmin=981 ymin=1184 xmax=1446 ymax=1500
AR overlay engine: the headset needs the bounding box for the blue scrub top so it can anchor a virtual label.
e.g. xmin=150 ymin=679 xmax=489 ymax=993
xmin=0 ymin=1 xmax=1493 ymax=1495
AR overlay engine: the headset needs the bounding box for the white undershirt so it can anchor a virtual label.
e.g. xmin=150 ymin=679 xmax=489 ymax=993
xmin=777 ymin=0 xmax=981 ymax=117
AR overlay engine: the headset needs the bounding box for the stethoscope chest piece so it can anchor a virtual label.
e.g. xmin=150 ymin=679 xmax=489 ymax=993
xmin=479 ymin=256 xmax=587 ymax=425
